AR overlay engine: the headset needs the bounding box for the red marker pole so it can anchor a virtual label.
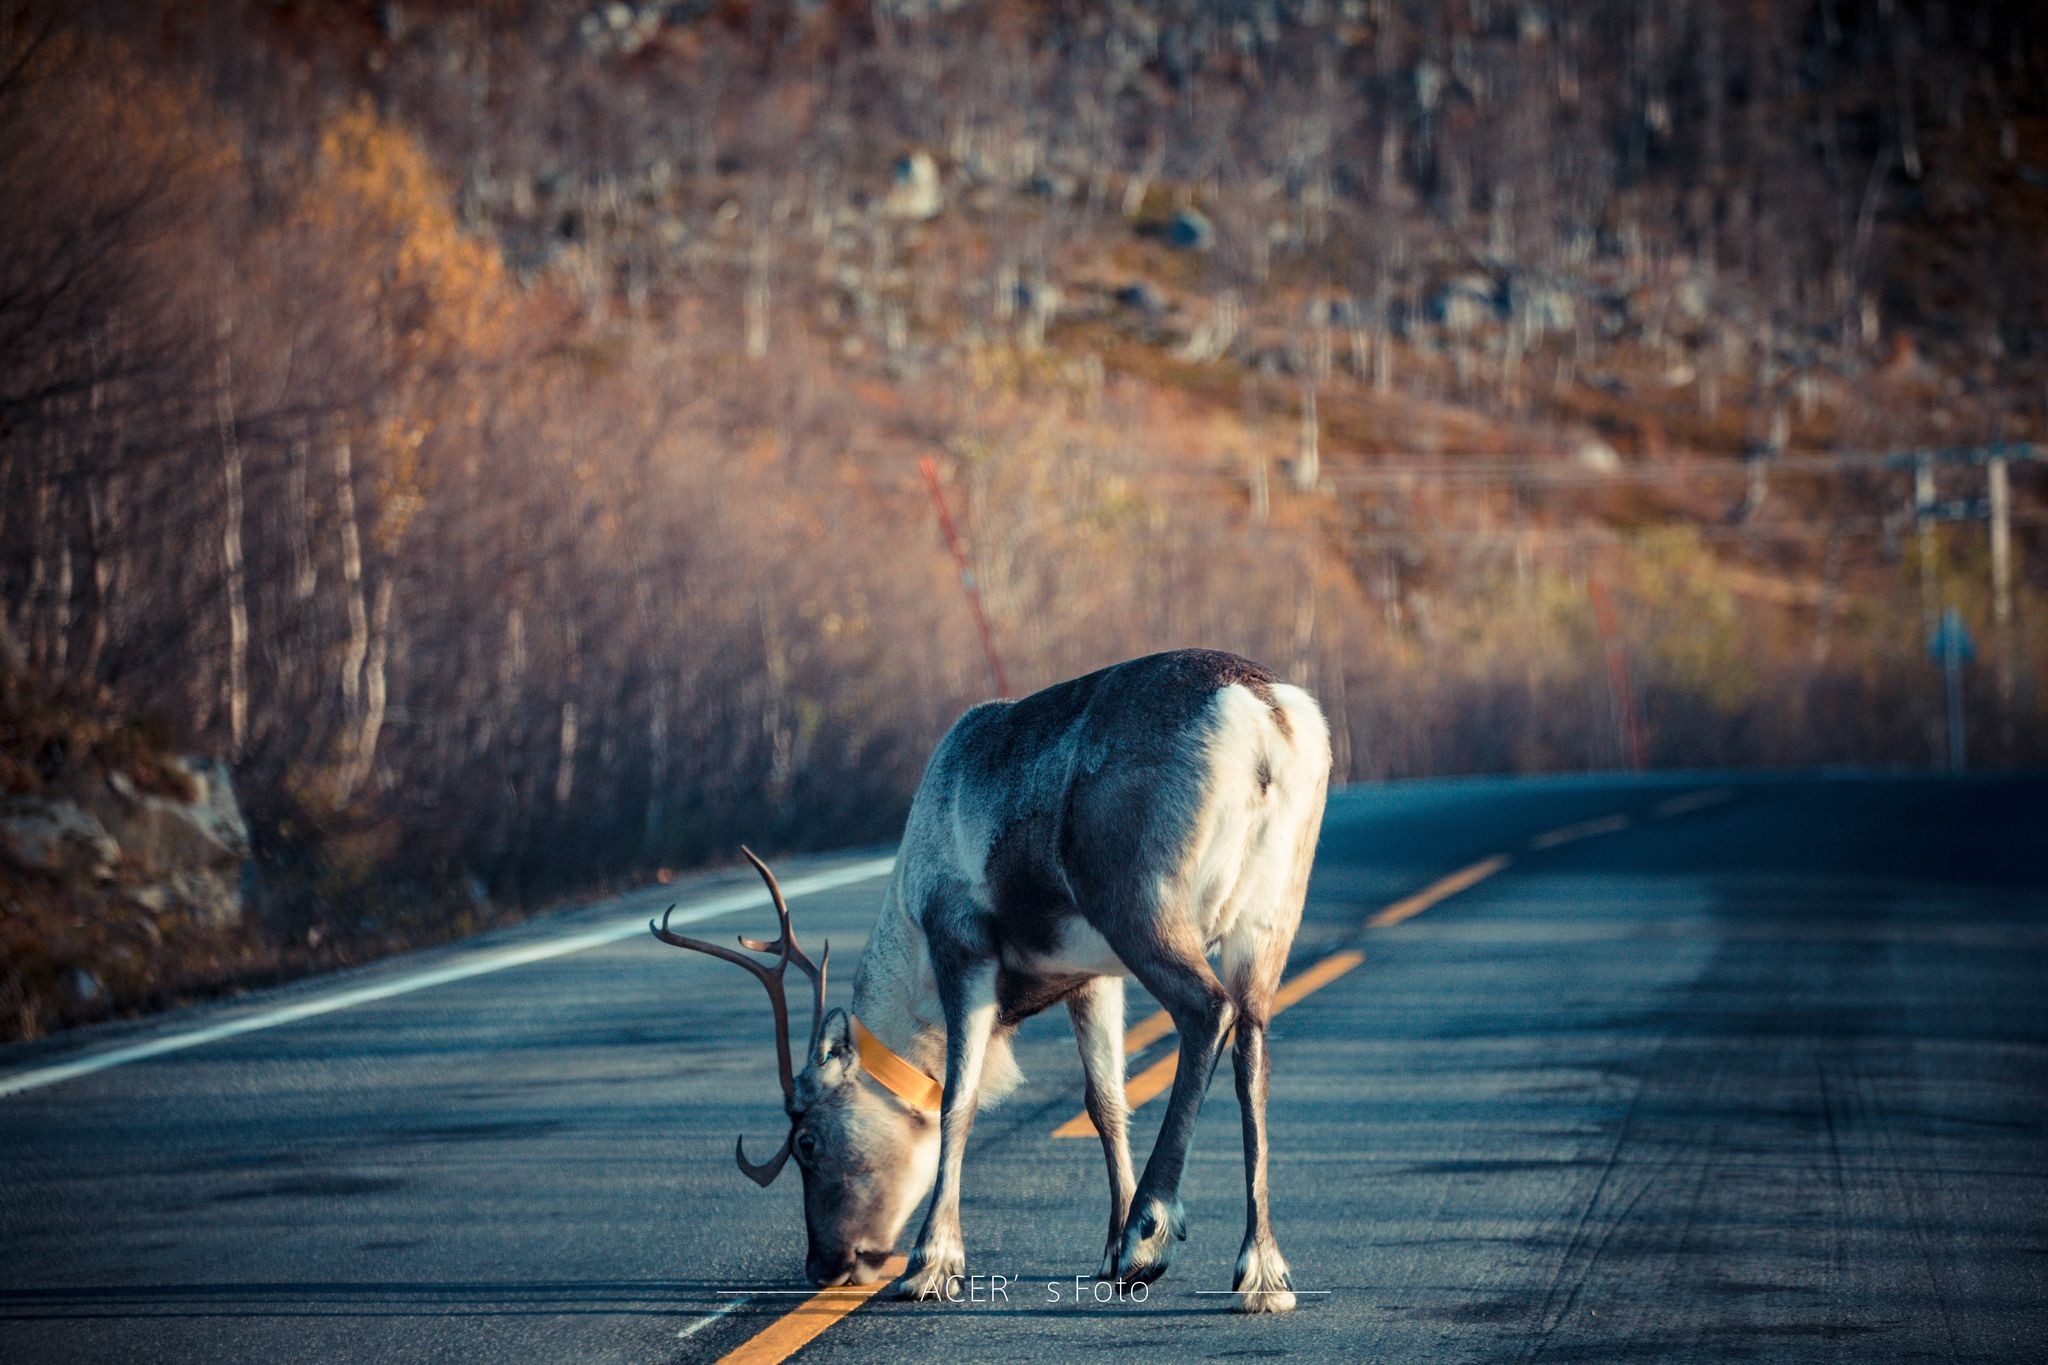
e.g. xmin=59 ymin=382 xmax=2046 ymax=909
xmin=919 ymin=456 xmax=1011 ymax=698
xmin=1588 ymin=578 xmax=1646 ymax=771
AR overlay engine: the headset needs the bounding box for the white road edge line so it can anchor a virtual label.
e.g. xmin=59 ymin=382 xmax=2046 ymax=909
xmin=1651 ymin=786 xmax=1735 ymax=818
xmin=676 ymin=1295 xmax=754 ymax=1341
xmin=0 ymin=855 xmax=898 ymax=1100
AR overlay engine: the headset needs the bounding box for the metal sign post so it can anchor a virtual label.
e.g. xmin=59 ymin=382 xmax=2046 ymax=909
xmin=1928 ymin=608 xmax=1975 ymax=775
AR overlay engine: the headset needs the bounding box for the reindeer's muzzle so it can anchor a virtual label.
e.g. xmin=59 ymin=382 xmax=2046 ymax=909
xmin=807 ymin=1248 xmax=891 ymax=1287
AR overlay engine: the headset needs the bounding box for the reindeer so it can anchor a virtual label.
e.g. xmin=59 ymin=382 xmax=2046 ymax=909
xmin=652 ymin=649 xmax=1330 ymax=1312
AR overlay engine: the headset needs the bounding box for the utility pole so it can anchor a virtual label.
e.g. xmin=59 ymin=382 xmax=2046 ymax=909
xmin=1904 ymin=445 xmax=2028 ymax=766
xmin=1914 ymin=457 xmax=1939 ymax=641
xmin=1913 ymin=458 xmax=1943 ymax=767
xmin=1988 ymin=455 xmax=2014 ymax=752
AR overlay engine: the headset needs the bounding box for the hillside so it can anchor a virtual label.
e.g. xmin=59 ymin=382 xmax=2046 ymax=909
xmin=1 ymin=0 xmax=2044 ymax=1033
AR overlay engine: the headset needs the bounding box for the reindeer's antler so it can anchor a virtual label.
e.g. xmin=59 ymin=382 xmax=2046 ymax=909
xmin=650 ymin=847 xmax=829 ymax=1188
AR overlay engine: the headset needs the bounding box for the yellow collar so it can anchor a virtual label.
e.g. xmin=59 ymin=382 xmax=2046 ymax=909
xmin=851 ymin=1015 xmax=944 ymax=1114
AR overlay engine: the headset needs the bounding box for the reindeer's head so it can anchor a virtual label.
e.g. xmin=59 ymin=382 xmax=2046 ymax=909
xmin=652 ymin=850 xmax=938 ymax=1286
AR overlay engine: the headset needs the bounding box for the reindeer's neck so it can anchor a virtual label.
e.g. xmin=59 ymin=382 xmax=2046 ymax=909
xmin=847 ymin=889 xmax=1026 ymax=1105
xmin=848 ymin=897 xmax=949 ymax=1081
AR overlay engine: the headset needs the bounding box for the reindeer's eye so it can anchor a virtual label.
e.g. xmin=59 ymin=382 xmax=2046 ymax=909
xmin=795 ymin=1131 xmax=818 ymax=1160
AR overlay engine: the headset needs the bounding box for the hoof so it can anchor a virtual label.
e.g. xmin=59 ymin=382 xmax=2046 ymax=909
xmin=891 ymin=1240 xmax=964 ymax=1302
xmin=1232 ymin=1239 xmax=1296 ymax=1314
xmin=1113 ymin=1197 xmax=1186 ymax=1285
xmin=1094 ymin=1215 xmax=1127 ymax=1280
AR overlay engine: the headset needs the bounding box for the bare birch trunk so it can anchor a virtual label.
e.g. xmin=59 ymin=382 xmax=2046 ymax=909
xmin=554 ymin=699 xmax=579 ymax=805
xmin=358 ymin=579 xmax=393 ymax=789
xmin=51 ymin=465 xmax=72 ymax=673
xmin=337 ymin=439 xmax=368 ymax=724
xmin=216 ymin=340 xmax=248 ymax=756
xmin=84 ymin=337 xmax=119 ymax=678
xmin=291 ymin=435 xmax=317 ymax=601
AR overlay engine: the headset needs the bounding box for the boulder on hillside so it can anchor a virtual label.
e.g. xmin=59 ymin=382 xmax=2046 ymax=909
xmin=1115 ymin=280 xmax=1170 ymax=316
xmin=4 ymin=752 xmax=253 ymax=930
xmin=1166 ymin=208 xmax=1215 ymax=251
xmin=1574 ymin=437 xmax=1623 ymax=474
xmin=0 ymin=799 xmax=120 ymax=882
xmin=1430 ymin=274 xmax=1504 ymax=334
xmin=883 ymin=152 xmax=944 ymax=221
xmin=1509 ymin=277 xmax=1578 ymax=335
xmin=67 ymin=757 xmax=252 ymax=929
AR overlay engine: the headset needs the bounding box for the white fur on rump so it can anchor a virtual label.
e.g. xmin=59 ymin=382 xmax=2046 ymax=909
xmin=1195 ymin=682 xmax=1331 ymax=991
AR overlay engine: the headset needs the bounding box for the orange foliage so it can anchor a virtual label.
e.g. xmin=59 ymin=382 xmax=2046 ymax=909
xmin=307 ymin=97 xmax=511 ymax=366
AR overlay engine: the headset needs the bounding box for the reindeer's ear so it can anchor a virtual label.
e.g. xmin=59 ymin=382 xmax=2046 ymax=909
xmin=810 ymin=1008 xmax=859 ymax=1087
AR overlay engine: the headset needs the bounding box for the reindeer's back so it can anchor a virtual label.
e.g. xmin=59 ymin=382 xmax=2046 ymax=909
xmin=900 ymin=651 xmax=1325 ymax=951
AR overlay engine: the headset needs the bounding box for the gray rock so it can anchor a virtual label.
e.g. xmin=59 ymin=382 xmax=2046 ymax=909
xmin=68 ymin=756 xmax=252 ymax=930
xmin=1115 ymin=281 xmax=1169 ymax=315
xmin=91 ymin=759 xmax=249 ymax=871
xmin=1014 ymin=279 xmax=1062 ymax=319
xmin=1166 ymin=209 xmax=1214 ymax=251
xmin=0 ymin=799 xmax=120 ymax=881
xmin=577 ymin=3 xmax=661 ymax=56
xmin=1430 ymin=274 xmax=1504 ymax=334
xmin=1025 ymin=171 xmax=1079 ymax=200
xmin=883 ymin=152 xmax=943 ymax=221
xmin=122 ymin=883 xmax=172 ymax=916
xmin=1675 ymin=274 xmax=1713 ymax=324
xmin=1308 ymin=295 xmax=1363 ymax=327
xmin=65 ymin=967 xmax=106 ymax=1007
xmin=149 ymin=869 xmax=246 ymax=929
xmin=1574 ymin=438 xmax=1623 ymax=474
xmin=1014 ymin=280 xmax=1062 ymax=350
xmin=1509 ymin=278 xmax=1577 ymax=335
xmin=1415 ymin=60 xmax=1446 ymax=111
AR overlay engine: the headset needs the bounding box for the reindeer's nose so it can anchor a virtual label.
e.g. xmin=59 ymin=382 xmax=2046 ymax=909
xmin=806 ymin=1253 xmax=854 ymax=1287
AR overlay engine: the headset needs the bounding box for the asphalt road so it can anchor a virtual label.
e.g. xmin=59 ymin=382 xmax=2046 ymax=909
xmin=2 ymin=773 xmax=2045 ymax=1362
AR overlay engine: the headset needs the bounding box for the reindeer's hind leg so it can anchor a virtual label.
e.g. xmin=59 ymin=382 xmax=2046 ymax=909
xmin=1225 ymin=962 xmax=1295 ymax=1313
xmin=1218 ymin=837 xmax=1316 ymax=1314
xmin=1067 ymin=975 xmax=1137 ymax=1277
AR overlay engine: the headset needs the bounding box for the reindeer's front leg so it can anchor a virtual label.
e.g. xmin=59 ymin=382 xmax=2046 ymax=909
xmin=893 ymin=958 xmax=998 ymax=1301
xmin=1067 ymin=976 xmax=1136 ymax=1277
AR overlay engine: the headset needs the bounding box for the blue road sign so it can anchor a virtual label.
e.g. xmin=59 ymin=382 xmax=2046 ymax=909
xmin=1929 ymin=608 xmax=1976 ymax=664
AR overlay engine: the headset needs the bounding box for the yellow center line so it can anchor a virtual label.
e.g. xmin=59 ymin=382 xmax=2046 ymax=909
xmin=1651 ymin=786 xmax=1735 ymax=818
xmin=714 ymin=1255 xmax=908 ymax=1365
xmin=1528 ymin=813 xmax=1632 ymax=850
xmin=1096 ymin=847 xmax=1527 ymax=1087
xmin=1056 ymin=850 xmax=1518 ymax=1139
xmin=1052 ymin=949 xmax=1368 ymax=1139
xmin=1122 ymin=1007 xmax=1176 ymax=1053
xmin=1271 ymin=947 xmax=1368 ymax=1010
xmin=714 ymin=798 xmax=1734 ymax=1361
xmin=1044 ymin=993 xmax=1187 ymax=1139
xmin=1365 ymin=854 xmax=1512 ymax=928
